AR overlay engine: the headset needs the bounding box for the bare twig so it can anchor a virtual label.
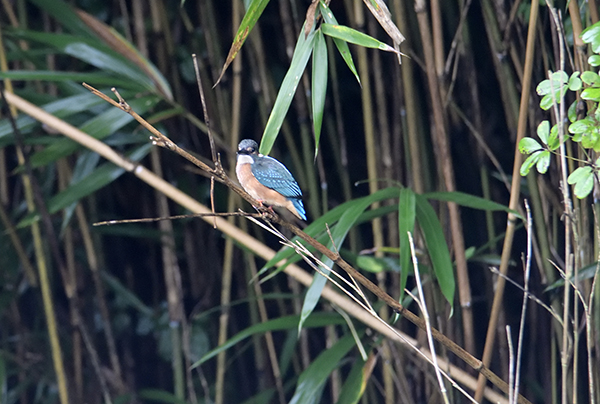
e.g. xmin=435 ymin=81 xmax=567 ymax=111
xmin=93 ymin=211 xmax=263 ymax=226
xmin=507 ymin=326 xmax=515 ymax=404
xmin=514 ymin=200 xmax=533 ymax=402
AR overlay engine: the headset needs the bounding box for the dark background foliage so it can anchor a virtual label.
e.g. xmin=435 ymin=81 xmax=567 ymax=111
xmin=1 ymin=0 xmax=599 ymax=403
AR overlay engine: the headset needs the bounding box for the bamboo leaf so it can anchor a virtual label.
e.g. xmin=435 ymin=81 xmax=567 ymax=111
xmin=318 ymin=2 xmax=360 ymax=85
xmin=414 ymin=194 xmax=455 ymax=307
xmin=320 ymin=23 xmax=398 ymax=53
xmin=29 ymin=0 xmax=96 ymax=38
xmin=17 ymin=144 xmax=151 ymax=228
xmin=29 ymin=95 xmax=159 ymax=167
xmin=0 ymin=91 xmax=113 ymax=145
xmin=398 ymin=187 xmax=416 ymax=302
xmin=258 ymin=188 xmax=400 ymax=279
xmin=215 ymin=0 xmax=271 ymax=85
xmin=10 ymin=30 xmax=156 ymax=92
xmin=423 ymin=191 xmax=521 ymax=218
xmin=193 ymin=312 xmax=344 ymax=367
xmin=75 ymin=9 xmax=173 ymax=100
xmin=298 ymin=188 xmax=399 ymax=332
xmin=137 ymin=389 xmax=189 ymax=404
xmin=289 ymin=334 xmax=357 ymax=404
xmin=312 ymin=29 xmax=328 ymax=156
xmin=260 ymin=24 xmax=315 ymax=155
xmin=335 ymin=357 xmax=368 ymax=404
xmin=361 ymin=0 xmax=405 ymax=45
xmin=0 ymin=70 xmax=135 ymax=88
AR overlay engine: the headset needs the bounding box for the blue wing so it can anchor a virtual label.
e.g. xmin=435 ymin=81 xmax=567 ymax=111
xmin=251 ymin=156 xmax=303 ymax=198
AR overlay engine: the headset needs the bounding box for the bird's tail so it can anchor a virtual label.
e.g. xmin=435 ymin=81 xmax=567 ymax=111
xmin=292 ymin=199 xmax=307 ymax=221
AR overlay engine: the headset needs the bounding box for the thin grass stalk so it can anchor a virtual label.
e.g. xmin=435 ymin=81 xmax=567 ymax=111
xmin=474 ymin=0 xmax=539 ymax=400
xmin=480 ymin=0 xmax=520 ymax=132
xmin=391 ymin=0 xmax=425 ymax=194
xmin=408 ymin=232 xmax=449 ymax=404
xmin=0 ymin=94 xmax=69 ymax=404
xmin=131 ymin=1 xmax=188 ymax=394
xmin=526 ymin=172 xmax=555 ymax=283
xmin=0 ymin=145 xmax=5 ymax=205
xmin=507 ymin=326 xmax=515 ymax=404
xmin=246 ymin=256 xmax=269 ymax=393
xmin=277 ymin=0 xmax=320 ymax=218
xmin=514 ymin=201 xmax=533 ymax=402
xmin=324 ymin=40 xmax=355 ymax=247
xmin=0 ymin=202 xmax=37 ymax=285
xmin=352 ymin=1 xmax=392 ymax=401
xmin=198 ymin=0 xmax=229 ymax=134
xmin=542 ymin=7 xmax=574 ymax=404
xmin=213 ymin=0 xmax=245 ymax=400
xmin=132 ymin=0 xmax=148 ymax=58
xmin=75 ymin=203 xmax=125 ymax=393
xmin=414 ymin=0 xmax=475 ymax=355
xmin=58 ymin=160 xmax=84 ymax=403
xmin=245 ymin=251 xmax=287 ymax=404
xmin=150 ymin=147 xmax=187 ymax=399
xmin=5 ymin=88 xmax=533 ymax=403
xmin=275 ymin=230 xmax=477 ymax=404
xmin=430 ymin=0 xmax=444 ymax=78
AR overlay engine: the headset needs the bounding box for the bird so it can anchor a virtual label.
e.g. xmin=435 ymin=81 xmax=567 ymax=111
xmin=236 ymin=139 xmax=307 ymax=220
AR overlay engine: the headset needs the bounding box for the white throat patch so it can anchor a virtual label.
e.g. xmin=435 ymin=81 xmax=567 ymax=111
xmin=237 ymin=154 xmax=254 ymax=165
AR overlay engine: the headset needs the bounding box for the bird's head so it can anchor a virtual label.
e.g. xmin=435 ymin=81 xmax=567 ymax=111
xmin=237 ymin=139 xmax=259 ymax=156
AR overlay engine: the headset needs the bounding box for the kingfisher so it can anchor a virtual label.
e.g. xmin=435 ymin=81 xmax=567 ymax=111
xmin=236 ymin=139 xmax=307 ymax=220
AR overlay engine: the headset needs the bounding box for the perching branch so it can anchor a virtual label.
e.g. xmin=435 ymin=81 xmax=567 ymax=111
xmin=82 ymin=82 xmax=533 ymax=404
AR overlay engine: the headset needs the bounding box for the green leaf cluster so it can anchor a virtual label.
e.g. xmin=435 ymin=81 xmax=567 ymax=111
xmin=520 ymin=21 xmax=600 ymax=198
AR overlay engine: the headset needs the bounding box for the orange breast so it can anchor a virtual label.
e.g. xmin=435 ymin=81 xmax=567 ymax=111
xmin=236 ymin=162 xmax=302 ymax=218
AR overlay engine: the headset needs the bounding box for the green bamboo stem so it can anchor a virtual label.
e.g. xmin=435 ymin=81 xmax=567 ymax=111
xmin=392 ymin=0 xmax=426 ymax=194
xmin=16 ymin=130 xmax=70 ymax=404
xmin=474 ymin=0 xmax=539 ymax=400
xmin=414 ymin=0 xmax=475 ymax=356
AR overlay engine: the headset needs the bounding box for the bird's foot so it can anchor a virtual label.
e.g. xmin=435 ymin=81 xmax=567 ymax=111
xmin=253 ymin=200 xmax=275 ymax=217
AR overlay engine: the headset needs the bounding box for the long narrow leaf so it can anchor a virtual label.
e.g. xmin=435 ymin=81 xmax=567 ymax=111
xmin=260 ymin=24 xmax=316 ymax=155
xmin=10 ymin=30 xmax=155 ymax=92
xmin=398 ymin=187 xmax=416 ymax=301
xmin=0 ymin=91 xmax=113 ymax=145
xmin=335 ymin=357 xmax=368 ymax=404
xmin=29 ymin=95 xmax=159 ymax=167
xmin=215 ymin=0 xmax=271 ymax=85
xmin=321 ymin=23 xmax=398 ymax=53
xmin=289 ymin=334 xmax=358 ymax=404
xmin=17 ymin=144 xmax=151 ymax=228
xmin=312 ymin=29 xmax=328 ymax=156
xmin=298 ymin=188 xmax=400 ymax=332
xmin=319 ymin=2 xmax=360 ymax=85
xmin=423 ymin=191 xmax=522 ymax=218
xmin=0 ymin=70 xmax=134 ymax=88
xmin=193 ymin=312 xmax=344 ymax=367
xmin=414 ymin=194 xmax=455 ymax=307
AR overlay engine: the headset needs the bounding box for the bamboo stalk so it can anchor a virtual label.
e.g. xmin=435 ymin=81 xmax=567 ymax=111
xmin=414 ymin=0 xmax=475 ymax=355
xmin=474 ymin=0 xmax=539 ymax=400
